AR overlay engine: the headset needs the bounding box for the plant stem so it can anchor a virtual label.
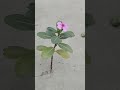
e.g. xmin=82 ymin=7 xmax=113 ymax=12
xmin=50 ymin=44 xmax=57 ymax=73
xmin=50 ymin=29 xmax=61 ymax=73
xmin=50 ymin=56 xmax=53 ymax=73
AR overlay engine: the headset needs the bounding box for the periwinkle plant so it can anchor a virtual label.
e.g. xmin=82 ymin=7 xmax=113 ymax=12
xmin=3 ymin=3 xmax=35 ymax=77
xmin=37 ymin=21 xmax=75 ymax=72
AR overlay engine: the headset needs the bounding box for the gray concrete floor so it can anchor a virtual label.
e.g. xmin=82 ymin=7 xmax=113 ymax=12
xmin=35 ymin=0 xmax=85 ymax=90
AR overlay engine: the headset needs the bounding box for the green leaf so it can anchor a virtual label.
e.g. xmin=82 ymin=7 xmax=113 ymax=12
xmin=36 ymin=45 xmax=47 ymax=51
xmin=41 ymin=47 xmax=55 ymax=59
xmin=37 ymin=32 xmax=51 ymax=39
xmin=25 ymin=3 xmax=35 ymax=21
xmin=111 ymin=16 xmax=120 ymax=27
xmin=15 ymin=55 xmax=34 ymax=77
xmin=27 ymin=3 xmax=35 ymax=11
xmin=58 ymin=43 xmax=73 ymax=53
xmin=3 ymin=46 xmax=33 ymax=59
xmin=46 ymin=27 xmax=57 ymax=36
xmin=4 ymin=14 xmax=35 ymax=31
xmin=47 ymin=27 xmax=57 ymax=33
xmin=51 ymin=36 xmax=62 ymax=44
xmin=86 ymin=13 xmax=95 ymax=27
xmin=56 ymin=49 xmax=70 ymax=59
xmin=60 ymin=31 xmax=75 ymax=39
xmin=46 ymin=31 xmax=56 ymax=36
xmin=86 ymin=51 xmax=91 ymax=64
xmin=25 ymin=10 xmax=34 ymax=22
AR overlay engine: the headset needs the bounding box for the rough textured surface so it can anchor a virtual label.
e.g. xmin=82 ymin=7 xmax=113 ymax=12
xmin=35 ymin=0 xmax=85 ymax=90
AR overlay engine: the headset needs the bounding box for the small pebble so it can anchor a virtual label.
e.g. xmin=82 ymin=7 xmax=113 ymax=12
xmin=81 ymin=32 xmax=85 ymax=38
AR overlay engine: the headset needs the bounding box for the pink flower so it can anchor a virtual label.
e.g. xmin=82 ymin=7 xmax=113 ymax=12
xmin=57 ymin=21 xmax=68 ymax=32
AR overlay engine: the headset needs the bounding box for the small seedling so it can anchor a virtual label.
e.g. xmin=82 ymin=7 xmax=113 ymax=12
xmin=37 ymin=21 xmax=75 ymax=72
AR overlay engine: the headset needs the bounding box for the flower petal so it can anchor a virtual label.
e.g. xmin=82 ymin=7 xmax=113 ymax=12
xmin=57 ymin=21 xmax=63 ymax=30
xmin=64 ymin=24 xmax=68 ymax=29
xmin=57 ymin=24 xmax=62 ymax=30
xmin=57 ymin=21 xmax=62 ymax=26
xmin=63 ymin=24 xmax=68 ymax=32
xmin=63 ymin=27 xmax=67 ymax=32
